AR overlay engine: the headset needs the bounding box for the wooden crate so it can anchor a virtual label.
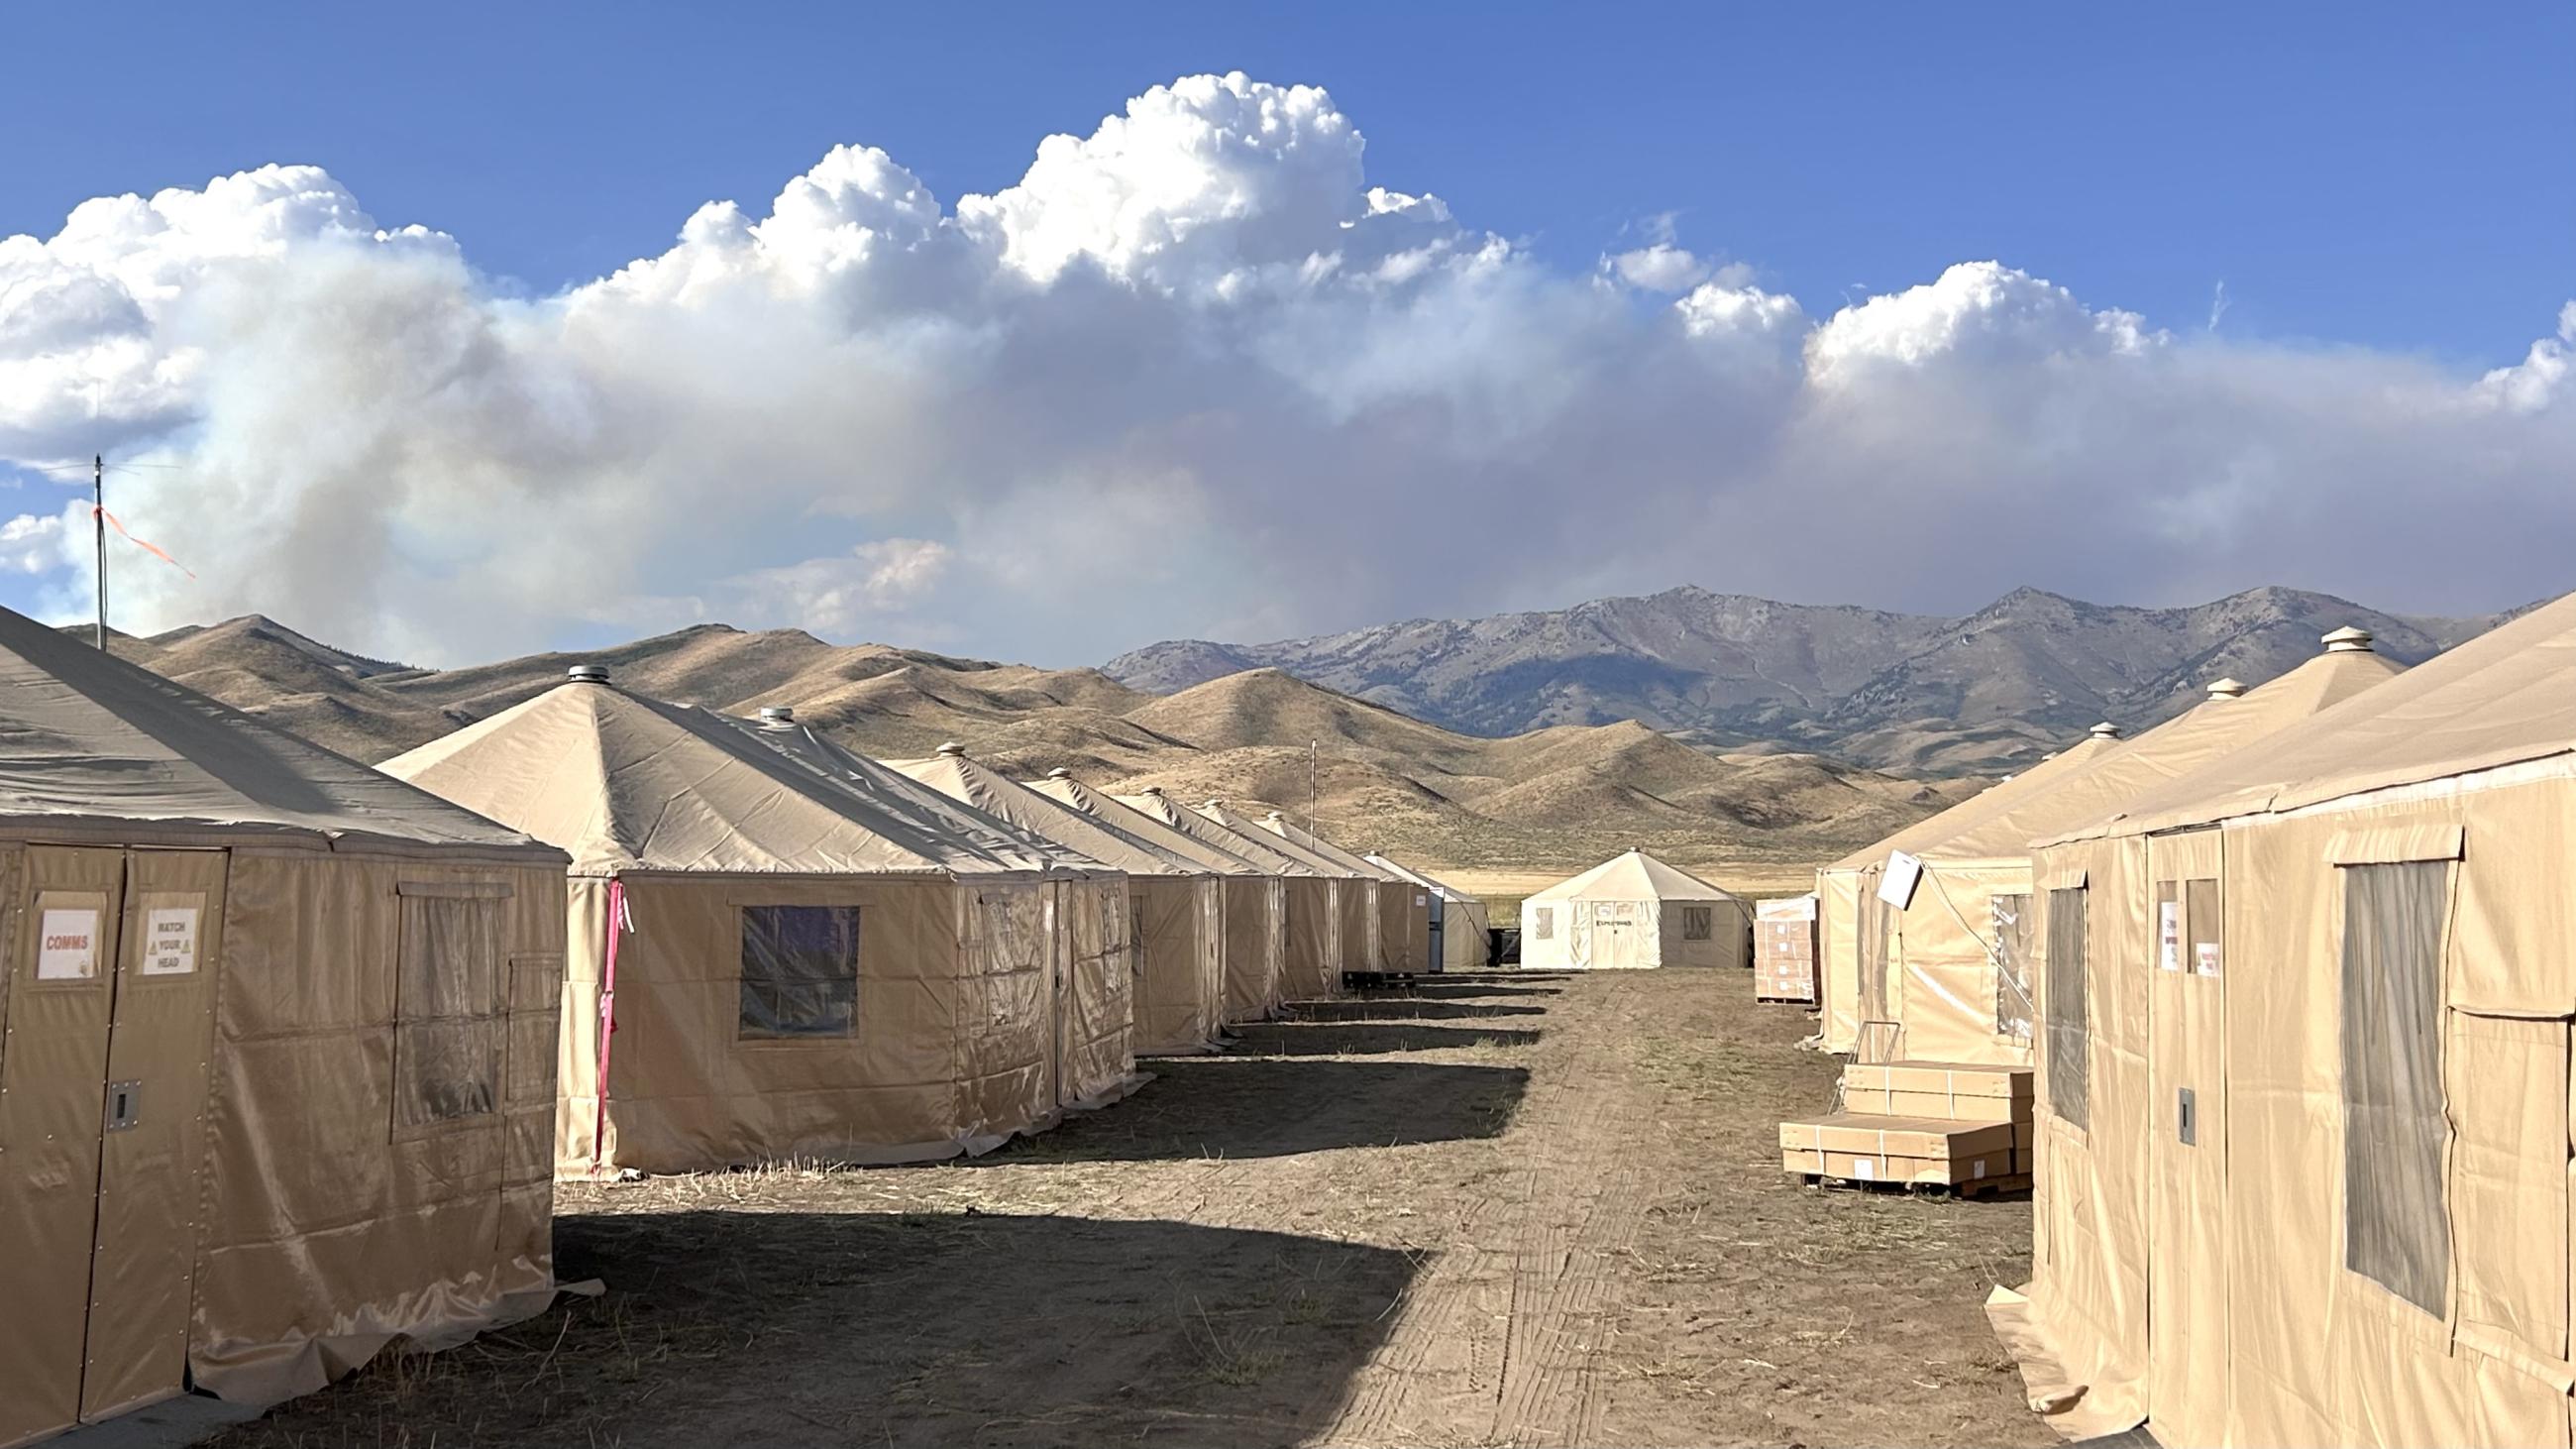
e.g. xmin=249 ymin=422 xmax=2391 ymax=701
xmin=1778 ymin=1113 xmax=2018 ymax=1188
xmin=1840 ymin=1060 xmax=2032 ymax=1122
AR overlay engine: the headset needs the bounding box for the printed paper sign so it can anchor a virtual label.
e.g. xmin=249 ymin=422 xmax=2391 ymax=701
xmin=1853 ymin=1157 xmax=1877 ymax=1180
xmin=37 ymin=908 xmax=100 ymax=980
xmin=141 ymin=907 xmax=200 ymax=976
xmin=1878 ymin=850 xmax=1924 ymax=909
xmin=2195 ymin=942 xmax=2222 ymax=977
xmin=2157 ymin=901 xmax=2182 ymax=972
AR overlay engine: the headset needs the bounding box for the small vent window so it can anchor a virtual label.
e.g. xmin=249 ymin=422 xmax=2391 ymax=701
xmin=2339 ymin=860 xmax=2450 ymax=1315
xmin=1990 ymin=894 xmax=2033 ymax=1042
xmin=395 ymin=892 xmax=504 ymax=1133
xmin=2045 ymin=887 xmax=2090 ymax=1129
xmin=740 ymin=905 xmax=860 ymax=1040
xmin=1681 ymin=906 xmax=1714 ymax=942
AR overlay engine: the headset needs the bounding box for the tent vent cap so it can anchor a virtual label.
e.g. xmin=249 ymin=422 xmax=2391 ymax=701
xmin=566 ymin=664 xmax=611 ymax=685
xmin=1045 ymin=767 xmax=1072 ymax=780
xmin=2321 ymin=625 xmax=2375 ymax=653
xmin=2088 ymin=721 xmax=2122 ymax=739
xmin=2205 ymin=677 xmax=2248 ymax=699
xmin=935 ymin=740 xmax=966 ymax=757
xmin=757 ymin=705 xmax=796 ymax=724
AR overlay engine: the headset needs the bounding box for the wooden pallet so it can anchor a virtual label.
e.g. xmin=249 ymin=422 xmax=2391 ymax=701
xmin=1797 ymin=1170 xmax=2032 ymax=1200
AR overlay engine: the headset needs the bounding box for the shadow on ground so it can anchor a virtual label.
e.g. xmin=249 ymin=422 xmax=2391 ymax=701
xmin=1291 ymin=998 xmax=1545 ymax=1022
xmin=208 ymin=1212 xmax=1417 ymax=1449
xmin=1398 ymin=982 xmax=1564 ymax=999
xmin=1236 ymin=1021 xmax=1542 ymax=1057
xmin=1000 ymin=1056 xmax=1529 ymax=1163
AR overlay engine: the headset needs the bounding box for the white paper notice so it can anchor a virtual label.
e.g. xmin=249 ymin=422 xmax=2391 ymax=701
xmin=141 ymin=907 xmax=200 ymax=975
xmin=37 ymin=908 xmax=100 ymax=980
xmin=1853 ymin=1157 xmax=1877 ymax=1180
xmin=1878 ymin=850 xmax=1924 ymax=909
xmin=2196 ymin=941 xmax=2222 ymax=977
xmin=2158 ymin=900 xmax=2182 ymax=971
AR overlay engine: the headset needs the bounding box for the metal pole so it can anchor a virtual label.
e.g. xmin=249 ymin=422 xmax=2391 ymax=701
xmin=93 ymin=454 xmax=106 ymax=649
xmin=1309 ymin=738 xmax=1318 ymax=828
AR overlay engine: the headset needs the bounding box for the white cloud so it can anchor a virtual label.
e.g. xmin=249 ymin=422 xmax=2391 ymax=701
xmin=0 ymin=74 xmax=2569 ymax=668
xmin=0 ymin=513 xmax=62 ymax=574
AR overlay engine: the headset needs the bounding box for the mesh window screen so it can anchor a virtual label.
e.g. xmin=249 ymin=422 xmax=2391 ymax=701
xmin=2187 ymin=878 xmax=2223 ymax=976
xmin=1130 ymin=898 xmax=1148 ymax=977
xmin=1682 ymin=906 xmax=1714 ymax=941
xmin=1533 ymin=907 xmax=1553 ymax=941
xmin=2340 ymin=860 xmax=2450 ymax=1315
xmin=739 ymin=905 xmax=860 ymax=1039
xmin=1991 ymin=894 xmax=2034 ymax=1041
xmin=395 ymin=894 xmax=504 ymax=1131
xmin=2045 ymin=887 xmax=2090 ymax=1129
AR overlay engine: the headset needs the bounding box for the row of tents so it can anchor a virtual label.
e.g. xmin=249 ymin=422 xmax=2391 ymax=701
xmin=0 ymin=611 xmax=1484 ymax=1447
xmin=1805 ymin=596 xmax=2576 ymax=1448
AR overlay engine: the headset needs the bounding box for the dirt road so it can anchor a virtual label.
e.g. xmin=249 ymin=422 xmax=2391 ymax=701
xmin=209 ymin=972 xmax=2047 ymax=1448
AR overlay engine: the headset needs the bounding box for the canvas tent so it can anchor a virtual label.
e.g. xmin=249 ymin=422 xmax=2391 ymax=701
xmin=893 ymin=743 xmax=1223 ymax=1056
xmin=1815 ymin=729 xmax=2129 ymax=1054
xmin=381 ymin=675 xmax=1133 ymax=1177
xmin=1368 ymin=853 xmax=1492 ymax=972
xmin=1192 ymin=800 xmax=1346 ymax=1001
xmin=1519 ymin=850 xmax=1750 ymax=970
xmin=1260 ymin=811 xmax=1433 ymax=976
xmin=1111 ymin=786 xmax=1289 ymax=1021
xmin=0 ymin=605 xmax=571 ymax=1443
xmin=1996 ymin=617 xmax=2556 ymax=1446
xmin=1833 ymin=632 xmax=2406 ymax=1070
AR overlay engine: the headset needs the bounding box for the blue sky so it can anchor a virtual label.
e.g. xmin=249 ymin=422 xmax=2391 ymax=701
xmin=9 ymin=2 xmax=2565 ymax=361
xmin=1 ymin=4 xmax=2569 ymax=663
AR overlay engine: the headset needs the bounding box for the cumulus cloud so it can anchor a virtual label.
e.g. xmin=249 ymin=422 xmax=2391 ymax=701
xmin=0 ymin=514 xmax=62 ymax=574
xmin=0 ymin=70 xmax=2569 ymax=667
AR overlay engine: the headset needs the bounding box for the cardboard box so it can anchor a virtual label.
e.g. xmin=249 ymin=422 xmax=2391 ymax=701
xmin=1778 ymin=1113 xmax=2017 ymax=1186
xmin=1845 ymin=1085 xmax=2034 ymax=1124
xmin=1842 ymin=1060 xmax=2032 ymax=1100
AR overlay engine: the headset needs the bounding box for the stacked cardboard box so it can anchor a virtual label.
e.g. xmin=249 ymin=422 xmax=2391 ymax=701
xmin=1753 ymin=893 xmax=1819 ymax=1003
xmin=1779 ymin=1059 xmax=2033 ymax=1191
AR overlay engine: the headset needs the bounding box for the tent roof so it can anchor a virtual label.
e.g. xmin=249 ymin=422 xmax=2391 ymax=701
xmin=381 ymin=681 xmax=1058 ymax=876
xmin=1826 ymin=733 xmax=2127 ymax=871
xmin=1200 ymin=801 xmax=1351 ymax=876
xmin=1257 ymin=811 xmax=1402 ymax=880
xmin=2056 ymin=591 xmax=2576 ymax=839
xmin=0 ymin=604 xmax=555 ymax=856
xmin=1526 ymin=848 xmax=1740 ymax=904
xmin=1365 ymin=853 xmax=1474 ymax=904
xmin=1895 ymin=642 xmax=2405 ymax=862
xmin=889 ymin=747 xmax=1196 ymax=877
xmin=1116 ymin=789 xmax=1314 ymax=874
xmin=1027 ymin=773 xmax=1264 ymax=875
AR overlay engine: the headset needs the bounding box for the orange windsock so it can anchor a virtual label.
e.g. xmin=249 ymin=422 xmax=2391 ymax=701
xmin=94 ymin=506 xmax=195 ymax=580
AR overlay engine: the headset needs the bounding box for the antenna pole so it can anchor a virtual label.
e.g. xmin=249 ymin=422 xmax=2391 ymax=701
xmin=1309 ymin=738 xmax=1318 ymax=827
xmin=93 ymin=454 xmax=106 ymax=650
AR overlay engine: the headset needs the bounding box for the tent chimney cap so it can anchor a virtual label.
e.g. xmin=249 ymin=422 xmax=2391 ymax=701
xmin=757 ymin=705 xmax=796 ymax=724
xmin=934 ymin=740 xmax=966 ymax=757
xmin=2205 ymin=677 xmax=2248 ymax=699
xmin=1045 ymin=767 xmax=1072 ymax=780
xmin=1140 ymin=785 xmax=1165 ymax=797
xmin=2321 ymin=625 xmax=2375 ymax=653
xmin=2088 ymin=721 xmax=2122 ymax=739
xmin=566 ymin=664 xmax=611 ymax=685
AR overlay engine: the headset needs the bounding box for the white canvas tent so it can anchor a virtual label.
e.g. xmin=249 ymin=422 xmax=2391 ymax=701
xmin=1368 ymin=853 xmax=1491 ymax=972
xmin=0 ymin=604 xmax=571 ymax=1441
xmin=382 ymin=674 xmax=1136 ymax=1176
xmin=1520 ymin=849 xmax=1749 ymax=970
xmin=893 ymin=743 xmax=1224 ymax=1056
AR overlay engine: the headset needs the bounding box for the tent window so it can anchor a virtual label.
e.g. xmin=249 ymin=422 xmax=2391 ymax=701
xmin=1130 ymin=898 xmax=1148 ymax=977
xmin=2339 ymin=860 xmax=2450 ymax=1315
xmin=1533 ymin=906 xmax=1554 ymax=941
xmin=394 ymin=894 xmax=504 ymax=1134
xmin=2187 ymin=878 xmax=2223 ymax=976
xmin=739 ymin=905 xmax=860 ymax=1040
xmin=2045 ymin=886 xmax=2090 ymax=1129
xmin=1991 ymin=894 xmax=2034 ymax=1042
xmin=1681 ymin=906 xmax=1714 ymax=941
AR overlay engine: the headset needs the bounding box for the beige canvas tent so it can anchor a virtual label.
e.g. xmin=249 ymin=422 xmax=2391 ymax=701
xmin=1368 ymin=853 xmax=1491 ymax=972
xmin=1111 ymin=786 xmax=1289 ymax=1021
xmin=1263 ymin=812 xmax=1434 ymax=976
xmin=0 ymin=605 xmax=570 ymax=1443
xmin=1815 ymin=729 xmax=2129 ymax=1054
xmin=1519 ymin=849 xmax=1750 ymax=970
xmin=1833 ymin=632 xmax=2405 ymax=1069
xmin=893 ymin=743 xmax=1223 ymax=1056
xmin=381 ymin=674 xmax=1133 ymax=1177
xmin=1192 ymin=800 xmax=1346 ymax=1000
xmin=1997 ymin=615 xmax=2559 ymax=1445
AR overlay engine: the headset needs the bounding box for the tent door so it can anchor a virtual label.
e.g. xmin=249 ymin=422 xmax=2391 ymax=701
xmin=1427 ymin=898 xmax=1444 ymax=974
xmin=0 ymin=846 xmax=220 ymax=1444
xmin=1043 ymin=884 xmax=1065 ymax=1110
xmin=2145 ymin=863 xmax=2228 ymax=1447
xmin=81 ymin=848 xmax=224 ymax=1421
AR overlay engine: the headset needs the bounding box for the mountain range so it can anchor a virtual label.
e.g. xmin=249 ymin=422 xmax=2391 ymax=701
xmin=1106 ymin=585 xmax=2516 ymax=775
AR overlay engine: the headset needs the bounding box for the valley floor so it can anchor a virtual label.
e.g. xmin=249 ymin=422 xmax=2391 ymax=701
xmin=207 ymin=973 xmax=2049 ymax=1448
